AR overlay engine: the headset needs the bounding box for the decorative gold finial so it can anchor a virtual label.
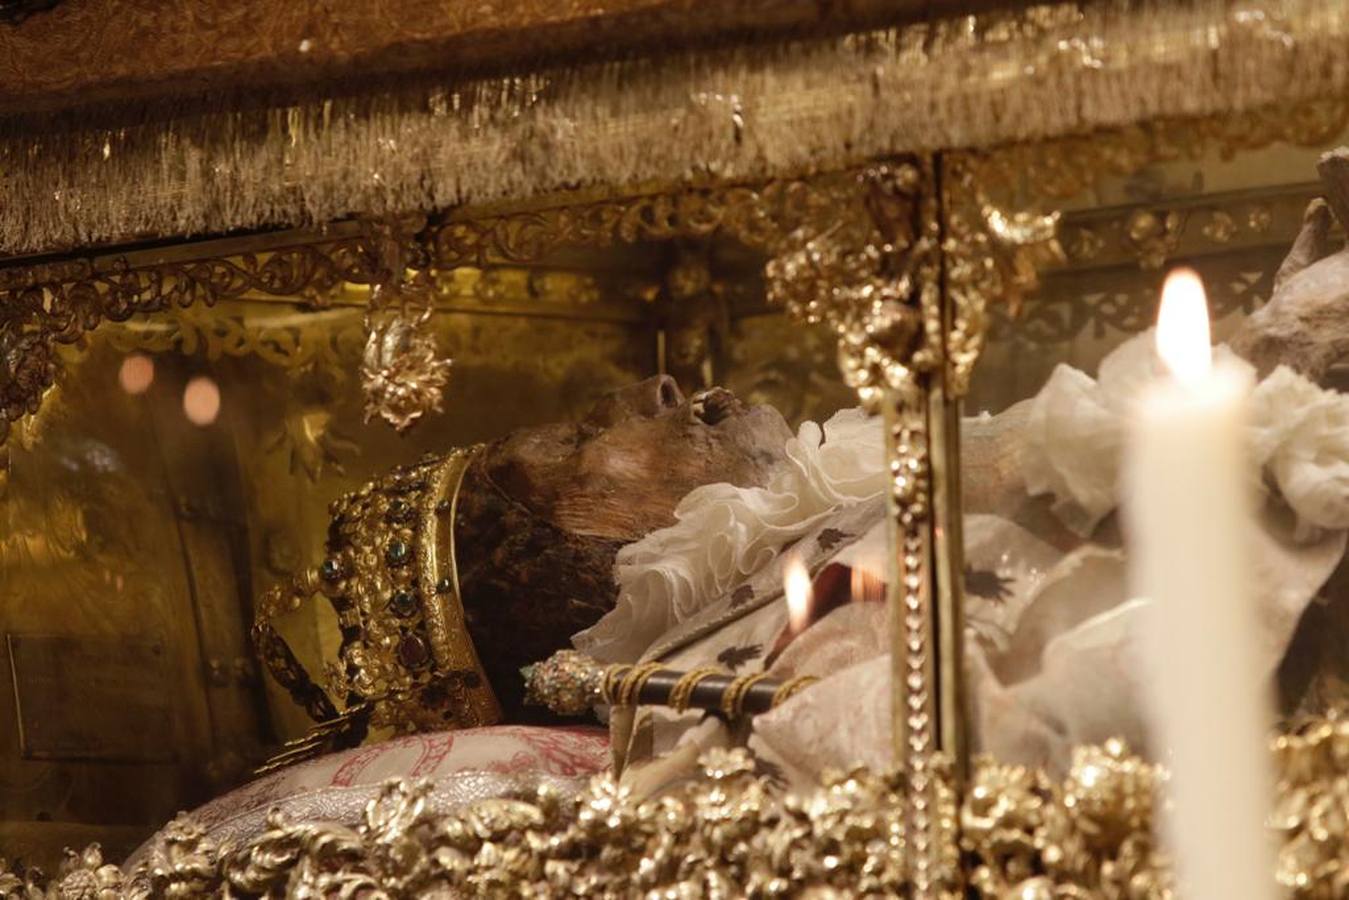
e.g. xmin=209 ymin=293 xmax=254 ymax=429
xmin=360 ymin=219 xmax=452 ymax=433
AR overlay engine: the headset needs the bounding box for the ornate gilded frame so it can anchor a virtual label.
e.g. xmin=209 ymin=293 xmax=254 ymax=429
xmin=0 ymin=153 xmax=1057 ymax=888
xmin=4 ymin=97 xmax=1349 ymax=897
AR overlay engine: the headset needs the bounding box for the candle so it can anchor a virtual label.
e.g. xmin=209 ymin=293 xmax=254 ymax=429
xmin=785 ymin=556 xmax=813 ymax=636
xmin=1123 ymin=268 xmax=1276 ymax=900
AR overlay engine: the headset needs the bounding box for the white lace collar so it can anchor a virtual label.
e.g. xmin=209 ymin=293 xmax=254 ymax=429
xmin=572 ymin=408 xmax=885 ymax=664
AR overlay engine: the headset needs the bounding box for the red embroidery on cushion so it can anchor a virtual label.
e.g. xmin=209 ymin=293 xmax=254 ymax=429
xmin=331 ymin=733 xmax=422 ymax=786
xmin=486 ymin=750 xmax=540 ymax=775
xmin=409 ymin=732 xmax=456 ymax=777
xmin=497 ymin=726 xmax=609 ymax=776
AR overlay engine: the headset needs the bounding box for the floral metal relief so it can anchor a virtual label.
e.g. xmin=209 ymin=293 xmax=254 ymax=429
xmin=941 ymin=155 xmax=1065 ymax=398
xmin=10 ymin=719 xmax=1349 ymax=898
xmin=358 ymin=219 xmax=454 ymax=432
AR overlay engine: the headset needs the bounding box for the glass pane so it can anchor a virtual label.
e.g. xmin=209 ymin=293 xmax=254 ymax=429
xmin=963 ymin=123 xmax=1349 ymax=769
xmin=1 ymin=244 xmax=657 ymax=852
xmin=3 ymin=225 xmax=868 ymax=858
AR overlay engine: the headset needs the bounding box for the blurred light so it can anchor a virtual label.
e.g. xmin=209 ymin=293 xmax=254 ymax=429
xmin=785 ymin=556 xmax=813 ymax=635
xmin=183 ymin=376 xmax=221 ymax=426
xmin=118 ymin=354 xmax=155 ymax=395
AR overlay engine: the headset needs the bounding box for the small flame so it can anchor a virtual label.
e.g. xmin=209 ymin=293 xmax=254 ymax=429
xmin=1156 ymin=268 xmax=1212 ymax=387
xmin=785 ymin=557 xmax=813 ymax=635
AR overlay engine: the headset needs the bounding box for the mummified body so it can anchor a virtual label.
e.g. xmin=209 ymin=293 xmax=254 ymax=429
xmin=273 ymin=149 xmax=1349 ymax=777
xmin=453 ymin=380 xmax=791 ymax=717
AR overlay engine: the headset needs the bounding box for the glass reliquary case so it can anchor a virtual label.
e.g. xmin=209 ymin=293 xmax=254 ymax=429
xmin=2 ymin=2 xmax=1349 ymax=897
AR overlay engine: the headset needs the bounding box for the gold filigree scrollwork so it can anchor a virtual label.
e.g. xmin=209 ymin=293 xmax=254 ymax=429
xmin=100 ymin=305 xmax=363 ymax=375
xmin=969 ymin=99 xmax=1349 ymax=209
xmin=942 ymin=153 xmax=1065 ymax=398
xmin=15 ymin=720 xmax=1349 ymax=897
xmin=428 ymin=179 xmax=843 ymax=270
xmin=0 ymin=238 xmax=381 ymax=448
xmin=959 ymin=100 xmax=1349 ymax=346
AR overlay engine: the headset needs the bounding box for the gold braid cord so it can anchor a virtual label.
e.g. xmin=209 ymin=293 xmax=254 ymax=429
xmin=668 ymin=667 xmax=720 ymax=713
xmin=613 ymin=662 xmax=663 ymax=709
xmin=10 ymin=721 xmax=1349 ymax=898
xmin=770 ymin=674 xmax=816 ymax=709
xmin=524 ymin=651 xmax=818 ymax=720
xmin=719 ymin=672 xmax=770 ymax=719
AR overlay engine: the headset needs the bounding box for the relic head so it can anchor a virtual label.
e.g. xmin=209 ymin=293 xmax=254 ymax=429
xmin=484 ymin=375 xmax=792 ymax=542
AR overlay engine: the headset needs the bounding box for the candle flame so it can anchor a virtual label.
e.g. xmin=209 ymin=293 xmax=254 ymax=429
xmin=785 ymin=557 xmax=812 ymax=634
xmin=1156 ymin=268 xmax=1212 ymax=387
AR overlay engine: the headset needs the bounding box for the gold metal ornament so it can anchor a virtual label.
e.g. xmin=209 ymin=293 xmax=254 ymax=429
xmin=360 ymin=220 xmax=453 ymax=432
xmin=253 ymin=445 xmax=500 ymax=768
xmin=360 ymin=276 xmax=453 ymax=433
xmin=523 ymin=649 xmax=817 ymax=719
xmin=13 ymin=719 xmax=1349 ymax=898
xmin=941 ymin=154 xmax=1065 ymax=399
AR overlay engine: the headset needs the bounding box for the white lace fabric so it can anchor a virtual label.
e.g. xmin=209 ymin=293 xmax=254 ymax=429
xmin=573 ymin=408 xmax=885 ymax=663
xmin=591 ymin=345 xmax=1349 ymax=781
xmin=1023 ymin=330 xmax=1349 ymax=539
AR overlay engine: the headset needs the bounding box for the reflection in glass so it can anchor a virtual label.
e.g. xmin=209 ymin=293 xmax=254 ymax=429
xmin=117 ymin=354 xmax=154 ymax=395
xmin=2 ymin=234 xmax=854 ymax=859
xmin=963 ymin=133 xmax=1349 ymax=772
xmin=183 ymin=376 xmax=221 ymax=427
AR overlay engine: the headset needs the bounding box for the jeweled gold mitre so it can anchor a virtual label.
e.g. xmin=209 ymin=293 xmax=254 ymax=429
xmin=253 ymin=445 xmax=500 ymax=764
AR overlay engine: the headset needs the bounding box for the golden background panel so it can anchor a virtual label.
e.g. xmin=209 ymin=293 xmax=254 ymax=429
xmin=7 ymin=634 xmax=175 ymax=764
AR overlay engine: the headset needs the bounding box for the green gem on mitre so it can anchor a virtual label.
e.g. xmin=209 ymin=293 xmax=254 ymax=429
xmin=385 ymin=540 xmax=411 ymax=567
xmin=389 ymin=591 xmax=419 ymax=617
xmin=320 ymin=558 xmax=343 ymax=581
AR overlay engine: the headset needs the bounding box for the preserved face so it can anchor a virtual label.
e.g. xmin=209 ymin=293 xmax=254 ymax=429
xmin=485 ymin=376 xmax=792 ymax=541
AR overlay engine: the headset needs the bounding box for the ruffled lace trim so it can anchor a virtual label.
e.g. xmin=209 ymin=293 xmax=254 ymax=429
xmin=1022 ymin=330 xmax=1349 ymax=539
xmin=573 ymin=408 xmax=884 ymax=663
